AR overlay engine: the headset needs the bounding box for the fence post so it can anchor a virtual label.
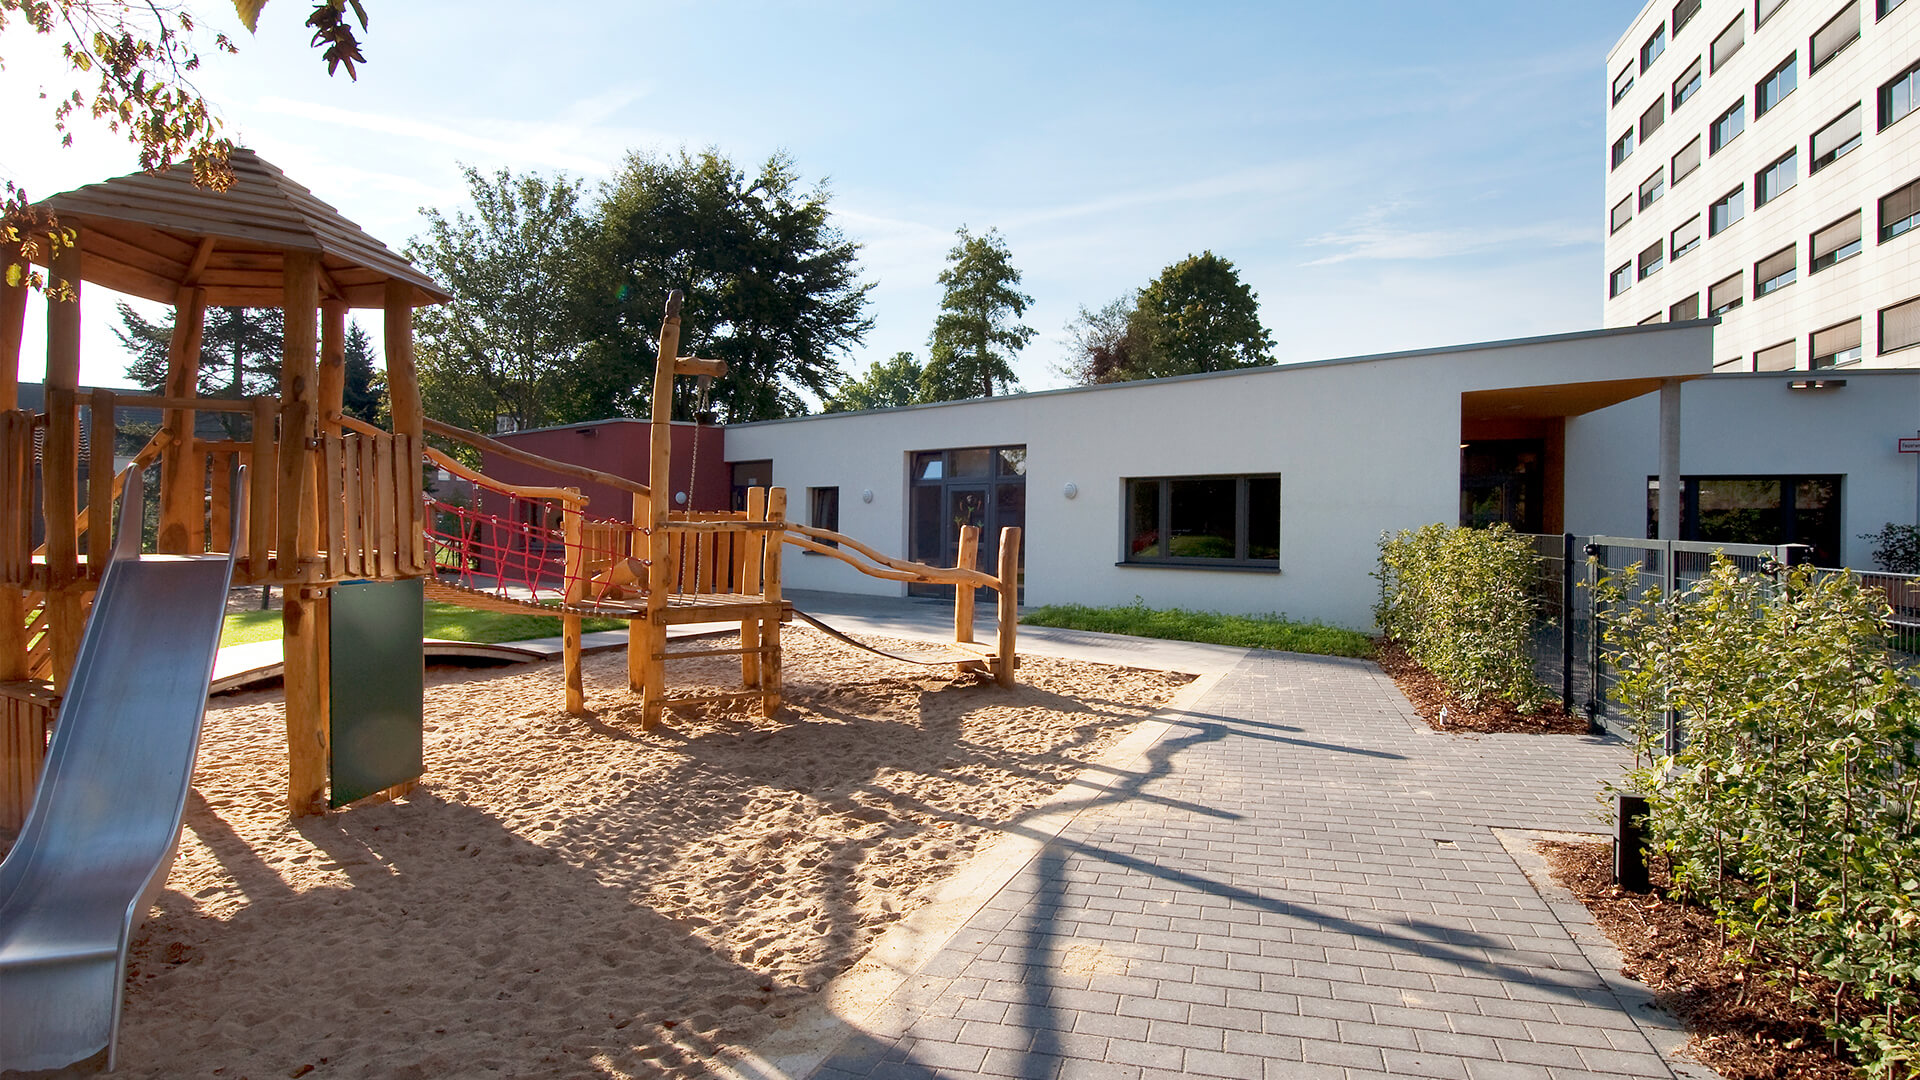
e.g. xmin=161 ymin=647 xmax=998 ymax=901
xmin=1587 ymin=540 xmax=1607 ymax=729
xmin=1560 ymin=532 xmax=1575 ymax=718
xmin=1660 ymin=538 xmax=1680 ymax=757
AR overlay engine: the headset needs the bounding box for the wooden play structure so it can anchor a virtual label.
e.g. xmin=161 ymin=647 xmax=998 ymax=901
xmin=0 ymin=151 xmax=1021 ymax=824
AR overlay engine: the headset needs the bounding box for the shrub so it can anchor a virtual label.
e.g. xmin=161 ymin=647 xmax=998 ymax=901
xmin=1863 ymin=522 xmax=1920 ymax=575
xmin=1601 ymin=557 xmax=1920 ymax=1073
xmin=1374 ymin=523 xmax=1546 ymax=709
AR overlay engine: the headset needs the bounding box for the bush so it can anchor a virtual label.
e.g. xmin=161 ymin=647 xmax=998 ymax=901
xmin=1863 ymin=522 xmax=1920 ymax=574
xmin=1601 ymin=557 xmax=1920 ymax=1073
xmin=1373 ymin=523 xmax=1546 ymax=709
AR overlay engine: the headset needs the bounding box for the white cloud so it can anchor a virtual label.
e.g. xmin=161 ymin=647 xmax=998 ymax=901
xmin=1301 ymin=204 xmax=1593 ymax=266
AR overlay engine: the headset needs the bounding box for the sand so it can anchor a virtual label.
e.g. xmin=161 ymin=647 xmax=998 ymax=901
xmin=69 ymin=628 xmax=1189 ymax=1079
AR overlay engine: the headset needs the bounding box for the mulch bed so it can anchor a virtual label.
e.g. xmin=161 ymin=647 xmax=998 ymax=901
xmin=1540 ymin=839 xmax=1871 ymax=1080
xmin=1373 ymin=640 xmax=1589 ymax=734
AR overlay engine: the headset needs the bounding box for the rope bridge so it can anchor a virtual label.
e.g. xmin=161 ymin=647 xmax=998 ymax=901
xmin=422 ymin=483 xmax=649 ymax=617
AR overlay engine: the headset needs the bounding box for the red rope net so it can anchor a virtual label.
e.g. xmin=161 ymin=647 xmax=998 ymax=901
xmin=424 ymin=487 xmax=648 ymax=610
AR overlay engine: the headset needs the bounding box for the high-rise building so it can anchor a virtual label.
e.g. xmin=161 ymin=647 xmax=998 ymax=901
xmin=1603 ymin=0 xmax=1919 ymax=370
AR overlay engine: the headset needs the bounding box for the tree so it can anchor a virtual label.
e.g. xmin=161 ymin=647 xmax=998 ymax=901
xmin=921 ymin=226 xmax=1032 ymax=401
xmin=1132 ymin=251 xmax=1273 ymax=377
xmin=1059 ymin=292 xmax=1159 ymax=385
xmin=824 ymin=351 xmax=923 ymax=412
xmin=113 ymin=300 xmax=281 ymax=435
xmin=407 ymin=165 xmax=592 ymax=435
xmin=581 ymin=148 xmax=874 ymax=423
xmin=341 ymin=321 xmax=384 ymax=423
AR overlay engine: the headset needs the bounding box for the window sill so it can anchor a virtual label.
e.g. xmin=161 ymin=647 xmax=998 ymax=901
xmin=1116 ymin=561 xmax=1282 ymax=575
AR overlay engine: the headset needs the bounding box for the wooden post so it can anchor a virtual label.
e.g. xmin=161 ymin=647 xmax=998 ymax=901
xmin=954 ymin=524 xmax=979 ymax=644
xmin=319 ymin=301 xmax=346 ymax=436
xmin=0 ymin=247 xmax=23 ymax=679
xmin=86 ymin=389 xmax=114 ymax=578
xmin=157 ymin=286 xmax=207 ymax=553
xmin=739 ymin=487 xmax=766 ymax=689
xmin=0 ymin=241 xmax=25 ymax=409
xmin=562 ymin=489 xmax=585 ymax=716
xmin=638 ymin=295 xmax=682 ymax=729
xmin=248 ymin=397 xmax=275 ymax=579
xmin=279 ymin=253 xmax=319 ymax=577
xmin=994 ymin=527 xmax=1021 ymax=688
xmin=282 ymin=586 xmax=329 ymax=816
xmin=382 ymin=280 xmax=420 ymax=443
xmin=761 ymin=486 xmax=785 ymax=718
xmin=45 ymin=237 xmax=83 ymax=692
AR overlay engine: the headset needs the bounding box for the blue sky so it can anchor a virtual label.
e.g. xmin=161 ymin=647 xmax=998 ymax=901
xmin=1 ymin=1 xmax=1645 ymax=393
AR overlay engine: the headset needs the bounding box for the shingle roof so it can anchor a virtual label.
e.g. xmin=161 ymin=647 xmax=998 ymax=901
xmin=30 ymin=148 xmax=450 ymax=309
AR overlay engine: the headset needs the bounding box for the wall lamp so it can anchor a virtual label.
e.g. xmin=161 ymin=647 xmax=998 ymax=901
xmin=1787 ymin=378 xmax=1846 ymax=391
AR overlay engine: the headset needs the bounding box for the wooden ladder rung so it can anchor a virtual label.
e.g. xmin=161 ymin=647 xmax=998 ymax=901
xmin=655 ymin=645 xmax=779 ymax=661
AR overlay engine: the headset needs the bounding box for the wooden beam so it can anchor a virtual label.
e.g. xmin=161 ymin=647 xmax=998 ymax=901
xmin=672 ymin=357 xmax=727 ymax=380
xmin=157 ymin=286 xmax=208 ymax=553
xmin=182 ymin=236 xmax=217 ymax=286
xmin=0 ymin=241 xmax=26 ymax=411
xmin=319 ymin=301 xmax=346 ymax=437
xmin=563 ymin=490 xmax=584 ymax=716
xmin=45 ymin=238 xmax=82 ymax=692
xmin=86 ymin=388 xmax=114 ymax=578
xmin=383 ymin=279 xmax=421 ymax=444
xmin=278 ymin=251 xmax=319 ymax=574
xmin=282 ymin=589 xmax=329 ymax=816
xmin=760 ymin=487 xmax=785 ymax=718
xmin=995 ymin=527 xmax=1021 ymax=688
xmin=639 ymin=293 xmax=682 ymax=729
xmin=954 ymin=524 xmax=979 ymax=674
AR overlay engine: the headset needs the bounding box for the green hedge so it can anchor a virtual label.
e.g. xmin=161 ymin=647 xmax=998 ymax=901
xmin=1374 ymin=522 xmax=1546 ymax=710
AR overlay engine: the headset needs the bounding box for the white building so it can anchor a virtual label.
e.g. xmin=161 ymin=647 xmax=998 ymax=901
xmin=1602 ymin=0 xmax=1920 ymax=370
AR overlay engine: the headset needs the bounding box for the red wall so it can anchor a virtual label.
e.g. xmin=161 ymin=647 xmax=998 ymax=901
xmin=479 ymin=421 xmax=728 ymax=521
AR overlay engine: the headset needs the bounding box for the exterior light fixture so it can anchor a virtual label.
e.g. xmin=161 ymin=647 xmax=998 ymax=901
xmin=674 ymin=491 xmax=688 ymax=506
xmin=1063 ymin=482 xmax=1078 ymax=500
xmin=861 ymin=489 xmax=874 ymax=503
xmin=1787 ymin=378 xmax=1846 ymax=391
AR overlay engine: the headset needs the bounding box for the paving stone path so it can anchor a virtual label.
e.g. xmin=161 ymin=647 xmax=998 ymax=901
xmin=809 ymin=650 xmax=1689 ymax=1080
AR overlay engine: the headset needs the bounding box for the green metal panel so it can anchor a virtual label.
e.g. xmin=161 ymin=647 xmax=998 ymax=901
xmin=328 ymin=579 xmax=424 ymax=807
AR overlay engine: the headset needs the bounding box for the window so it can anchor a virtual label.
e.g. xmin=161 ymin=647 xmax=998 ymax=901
xmin=1612 ymin=129 xmax=1636 ymax=168
xmin=1639 ymin=312 xmax=1665 ymax=324
xmin=1671 ymin=293 xmax=1702 ymax=320
xmin=1812 ymin=5 xmax=1862 ymax=72
xmin=1758 ymin=0 xmax=1791 ymax=26
xmin=1672 ymin=214 xmax=1703 ymax=259
xmin=1640 ymin=240 xmax=1666 ymax=279
xmin=1644 ymin=25 xmax=1668 ymax=70
xmin=1611 ymin=262 xmax=1635 ymax=297
xmin=1811 ymin=104 xmax=1863 ymax=170
xmin=1811 ymin=318 xmax=1864 ymax=366
xmin=1713 ymin=16 xmax=1746 ymax=71
xmin=1883 ymin=60 xmax=1920 ymax=129
xmin=1673 ymin=57 xmax=1704 ymax=109
xmin=1812 ymin=211 xmax=1864 ymax=269
xmin=1710 ymin=185 xmax=1746 ymax=234
xmin=1649 ymin=476 xmax=1843 ymax=566
xmin=1711 ymin=98 xmax=1746 ymax=151
xmin=807 ymin=486 xmax=839 ymax=546
xmin=1125 ymin=475 xmax=1280 ymax=567
xmin=1710 ymin=271 xmax=1745 ymax=315
xmin=729 ymin=459 xmax=773 ymax=511
xmin=1614 ymin=66 xmax=1636 ymax=105
xmin=1883 ymin=177 xmax=1920 ymax=241
xmin=1640 ymin=169 xmax=1666 ymax=209
xmin=1612 ymin=195 xmax=1635 ymax=233
xmin=1884 ymin=0 xmax=1909 ymax=17
xmin=1755 ymin=245 xmax=1798 ymax=296
xmin=1641 ymin=96 xmax=1667 ymax=139
xmin=1714 ymin=356 xmax=1749 ymax=370
xmin=1676 ymin=0 xmax=1704 ymax=33
xmin=1672 ymin=135 xmax=1703 ymax=183
xmin=1756 ymin=55 xmax=1798 ymax=115
xmin=1755 ymin=148 xmax=1798 ymax=205
xmin=1883 ymin=295 xmax=1920 ymax=353
xmin=1755 ymin=340 xmax=1797 ymax=369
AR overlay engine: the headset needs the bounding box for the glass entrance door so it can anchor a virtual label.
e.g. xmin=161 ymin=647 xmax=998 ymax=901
xmin=908 ymin=445 xmax=1025 ymax=599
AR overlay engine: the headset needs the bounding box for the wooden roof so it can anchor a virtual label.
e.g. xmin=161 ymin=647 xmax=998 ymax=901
xmin=30 ymin=149 xmax=451 ymax=310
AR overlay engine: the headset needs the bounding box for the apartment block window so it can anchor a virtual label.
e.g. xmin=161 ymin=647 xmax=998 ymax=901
xmin=1883 ymin=177 xmax=1920 ymax=241
xmin=1614 ymin=66 xmax=1636 ymax=105
xmin=1612 ymin=129 xmax=1636 ymax=168
xmin=1754 ymin=341 xmax=1797 ymax=370
xmin=1640 ymin=170 xmax=1666 ymax=209
xmin=1611 ymin=262 xmax=1635 ymax=297
xmin=1673 ymin=57 xmax=1704 ymax=109
xmin=1710 ymin=271 xmax=1745 ymax=315
xmin=1811 ymin=104 xmax=1863 ymax=170
xmin=1713 ymin=16 xmax=1746 ymax=71
xmin=1675 ymin=0 xmax=1703 ymax=33
xmin=1125 ymin=475 xmax=1280 ymax=567
xmin=1710 ymin=185 xmax=1746 ymax=234
xmin=1641 ymin=97 xmax=1667 ymax=139
xmin=1812 ymin=5 xmax=1862 ymax=72
xmin=1755 ymin=148 xmax=1798 ymax=205
xmin=1640 ymin=240 xmax=1666 ymax=279
xmin=1714 ymin=356 xmax=1749 ymax=370
xmin=1883 ymin=296 xmax=1920 ymax=353
xmin=1644 ymin=26 xmax=1668 ymax=70
xmin=1884 ymin=0 xmax=1909 ymax=17
xmin=1672 ymin=135 xmax=1704 ymax=183
xmin=1812 ymin=211 xmax=1864 ymax=269
xmin=1672 ymin=214 xmax=1703 ymax=259
xmin=1612 ymin=195 xmax=1635 ymax=233
xmin=1811 ymin=318 xmax=1864 ymax=366
xmin=1671 ymin=293 xmax=1702 ymax=320
xmin=1755 ymin=246 xmax=1798 ymax=296
xmin=1639 ymin=311 xmax=1665 ymax=324
xmin=1711 ymin=98 xmax=1746 ymax=152
xmin=1883 ymin=60 xmax=1920 ymax=129
xmin=1758 ymin=0 xmax=1791 ymax=26
xmin=807 ymin=486 xmax=840 ymax=547
xmin=1756 ymin=55 xmax=1798 ymax=115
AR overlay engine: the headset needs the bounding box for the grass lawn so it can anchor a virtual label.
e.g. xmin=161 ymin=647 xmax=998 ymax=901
xmin=220 ymin=602 xmax=629 ymax=648
xmin=1021 ymin=602 xmax=1374 ymax=659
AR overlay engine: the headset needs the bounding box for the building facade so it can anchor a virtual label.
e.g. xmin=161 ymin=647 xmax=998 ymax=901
xmin=1603 ymin=0 xmax=1920 ymax=370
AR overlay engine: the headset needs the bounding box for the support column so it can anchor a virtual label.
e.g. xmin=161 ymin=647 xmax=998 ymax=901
xmin=45 ymin=236 xmax=83 ymax=692
xmin=1657 ymin=378 xmax=1682 ymax=542
xmin=319 ymin=301 xmax=346 ymax=436
xmin=383 ymin=280 xmax=423 ymax=572
xmin=639 ymin=293 xmax=682 ymax=729
xmin=0 ymin=242 xmax=27 ymax=681
xmin=280 ymin=254 xmax=328 ymax=816
xmin=158 ymin=286 xmax=208 ymax=553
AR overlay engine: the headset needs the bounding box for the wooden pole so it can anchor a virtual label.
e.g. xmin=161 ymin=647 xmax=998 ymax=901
xmin=738 ymin=487 xmax=766 ymax=690
xmin=86 ymin=388 xmax=114 ymax=579
xmin=280 ymin=254 xmax=328 ymax=816
xmin=319 ymin=301 xmax=346 ymax=436
xmin=45 ymin=236 xmax=83 ymax=692
xmin=282 ymin=586 xmax=329 ymax=816
xmin=157 ymin=286 xmax=207 ymax=553
xmin=382 ymin=280 xmax=420 ymax=443
xmin=639 ymin=293 xmax=682 ymax=729
xmin=760 ymin=487 xmax=785 ymax=718
xmin=954 ymin=524 xmax=979 ymax=678
xmin=0 ymin=244 xmax=26 ymax=679
xmin=562 ymin=489 xmax=585 ymax=715
xmin=995 ymin=527 xmax=1021 ymax=688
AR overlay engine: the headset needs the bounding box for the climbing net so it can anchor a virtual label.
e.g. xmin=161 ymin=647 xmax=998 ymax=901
xmin=424 ymin=483 xmax=650 ymax=609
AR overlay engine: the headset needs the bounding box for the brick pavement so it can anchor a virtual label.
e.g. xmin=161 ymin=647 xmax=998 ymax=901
xmin=807 ymin=650 xmax=1690 ymax=1080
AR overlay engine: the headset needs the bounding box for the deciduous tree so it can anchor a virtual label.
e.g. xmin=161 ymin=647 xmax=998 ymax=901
xmin=824 ymin=351 xmax=923 ymax=412
xmin=1060 ymin=292 xmax=1159 ymax=385
xmin=921 ymin=226 xmax=1032 ymax=401
xmin=1133 ymin=251 xmax=1273 ymax=377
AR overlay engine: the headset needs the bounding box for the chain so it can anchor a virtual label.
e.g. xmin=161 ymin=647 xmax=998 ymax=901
xmin=685 ymin=374 xmax=713 ymax=510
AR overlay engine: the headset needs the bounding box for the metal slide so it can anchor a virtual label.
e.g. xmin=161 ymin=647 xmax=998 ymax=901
xmin=0 ymin=467 xmax=239 ymax=1072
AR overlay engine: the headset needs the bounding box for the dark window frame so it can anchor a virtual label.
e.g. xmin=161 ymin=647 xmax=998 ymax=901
xmin=1810 ymin=104 xmax=1864 ymax=171
xmin=1670 ymin=293 xmax=1702 ymax=320
xmin=1673 ymin=56 xmax=1704 ymax=109
xmin=1711 ymin=97 xmax=1747 ymax=152
xmin=1647 ymin=474 xmax=1845 ymax=567
xmin=1122 ymin=474 xmax=1281 ymax=570
xmin=1710 ymin=270 xmax=1746 ymax=315
xmin=1755 ymin=147 xmax=1799 ymax=206
xmin=1810 ymin=318 xmax=1864 ymax=367
xmin=1672 ymin=135 xmax=1704 ymax=183
xmin=806 ymin=485 xmax=840 ymax=549
xmin=1882 ymin=177 xmax=1920 ymax=242
xmin=1612 ymin=128 xmax=1637 ymax=168
xmin=1639 ymin=169 xmax=1666 ymax=209
xmin=1672 ymin=214 xmax=1703 ymax=259
xmin=1755 ymin=54 xmax=1799 ymax=116
xmin=1611 ymin=262 xmax=1635 ymax=297
xmin=1710 ymin=184 xmax=1747 ymax=235
xmin=1643 ymin=25 xmax=1669 ymax=71
xmin=1882 ymin=59 xmax=1920 ymax=130
xmin=1712 ymin=15 xmax=1746 ymax=71
xmin=1754 ymin=245 xmax=1798 ymax=297
xmin=1613 ymin=66 xmax=1637 ymax=105
xmin=1811 ymin=4 xmax=1863 ymax=72
xmin=1675 ymin=0 xmax=1704 ymax=34
xmin=1811 ymin=210 xmax=1865 ymax=270
xmin=1882 ymin=0 xmax=1908 ymax=19
xmin=1884 ymin=295 xmax=1920 ymax=354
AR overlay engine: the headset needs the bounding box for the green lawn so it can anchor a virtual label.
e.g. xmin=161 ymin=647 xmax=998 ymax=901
xmin=221 ymin=602 xmax=629 ymax=648
xmin=1021 ymin=602 xmax=1374 ymax=659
